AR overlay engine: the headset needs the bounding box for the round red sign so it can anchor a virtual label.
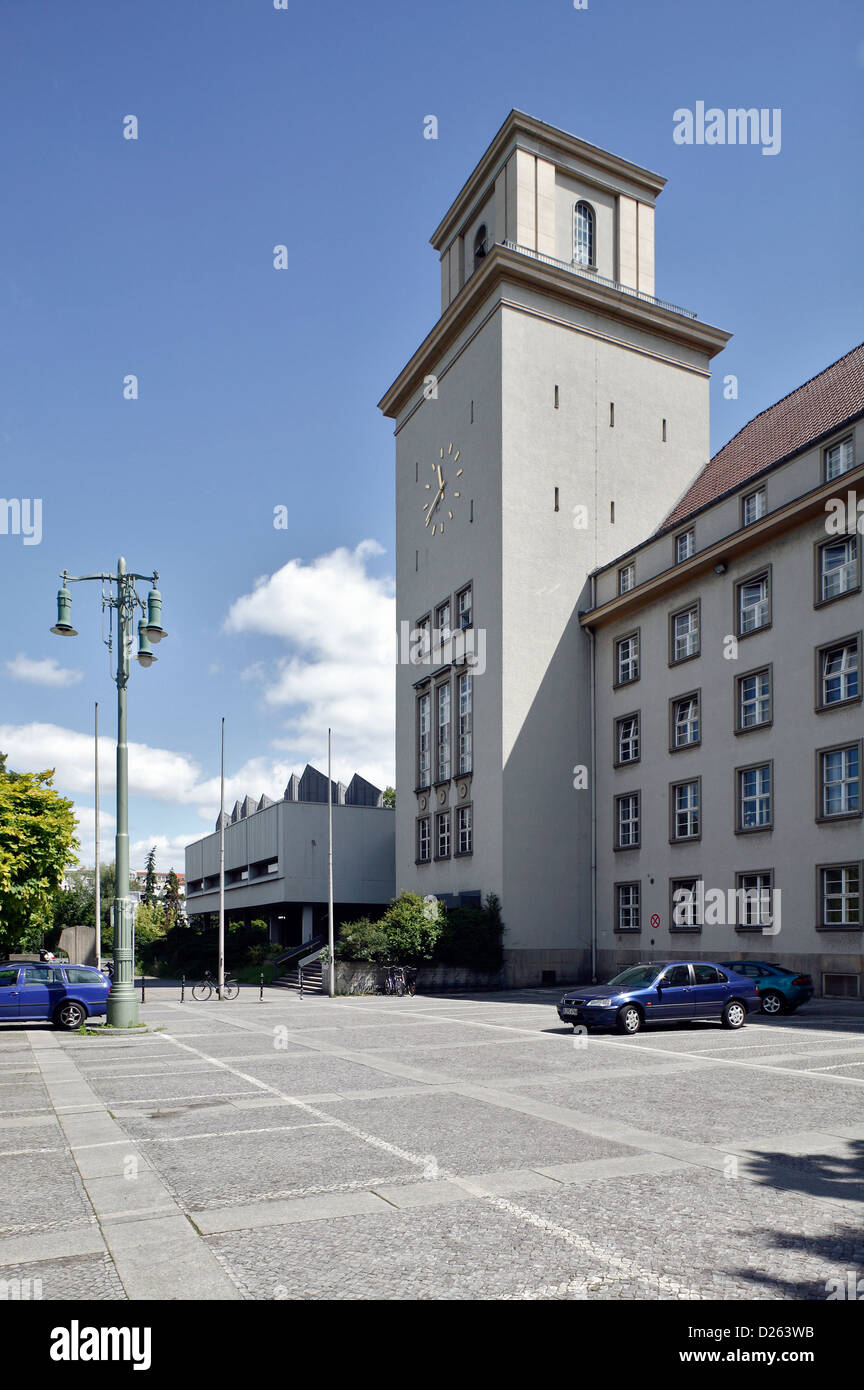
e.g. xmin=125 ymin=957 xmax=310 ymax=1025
xmin=650 ymin=913 xmax=661 ymax=929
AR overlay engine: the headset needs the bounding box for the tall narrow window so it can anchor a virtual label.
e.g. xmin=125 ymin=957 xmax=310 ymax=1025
xmin=473 ymin=224 xmax=488 ymax=271
xmin=417 ymin=693 xmax=431 ymax=789
xmin=574 ymin=201 xmax=595 ymax=266
xmin=456 ymin=805 xmax=473 ymax=855
xmin=554 ymin=384 xmax=559 ymax=409
xmin=458 ymin=672 xmax=473 ymax=774
xmin=554 ymin=487 xmax=559 ymax=512
xmin=436 ymin=682 xmax=451 ymax=782
xmin=436 ymin=810 xmax=451 ymax=859
xmin=417 ymin=817 xmax=430 ymax=863
xmin=457 ymin=585 xmax=472 ymax=629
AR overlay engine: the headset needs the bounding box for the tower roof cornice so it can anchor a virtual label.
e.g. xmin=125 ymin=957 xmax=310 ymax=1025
xmin=430 ymin=109 xmax=667 ymax=252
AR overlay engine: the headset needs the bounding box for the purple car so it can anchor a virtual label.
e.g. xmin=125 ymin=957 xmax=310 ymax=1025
xmin=0 ymin=961 xmax=111 ymax=1029
xmin=557 ymin=960 xmax=760 ymax=1035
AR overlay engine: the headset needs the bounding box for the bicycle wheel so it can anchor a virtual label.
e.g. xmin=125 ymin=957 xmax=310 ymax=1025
xmin=191 ymin=981 xmax=212 ymax=1001
xmin=222 ymin=980 xmax=239 ymax=1000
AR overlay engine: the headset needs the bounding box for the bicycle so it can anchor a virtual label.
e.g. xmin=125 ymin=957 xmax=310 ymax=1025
xmin=383 ymin=965 xmax=417 ymax=997
xmin=191 ymin=970 xmax=239 ymax=1001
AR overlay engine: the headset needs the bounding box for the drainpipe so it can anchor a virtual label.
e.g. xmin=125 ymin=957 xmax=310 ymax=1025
xmin=589 ymin=575 xmax=598 ymax=984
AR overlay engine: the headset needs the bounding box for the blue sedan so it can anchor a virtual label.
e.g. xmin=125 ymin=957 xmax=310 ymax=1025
xmin=557 ymin=961 xmax=759 ymax=1035
xmin=0 ymin=962 xmax=110 ymax=1029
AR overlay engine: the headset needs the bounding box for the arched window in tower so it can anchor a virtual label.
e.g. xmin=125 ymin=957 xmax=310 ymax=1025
xmin=574 ymin=201 xmax=595 ymax=267
xmin=473 ymin=224 xmax=488 ymax=271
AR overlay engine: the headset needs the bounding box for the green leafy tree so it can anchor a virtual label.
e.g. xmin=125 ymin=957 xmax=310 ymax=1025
xmin=142 ymin=847 xmax=158 ymax=906
xmin=382 ymin=786 xmax=396 ymax=808
xmin=0 ymin=753 xmax=79 ymax=954
xmin=133 ymin=900 xmax=167 ymax=943
xmin=53 ymin=867 xmax=96 ymax=931
xmin=160 ymin=868 xmax=185 ymax=929
xmin=337 ymin=892 xmax=442 ymax=965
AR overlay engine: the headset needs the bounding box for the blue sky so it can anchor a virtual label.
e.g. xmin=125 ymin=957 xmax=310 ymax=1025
xmin=1 ymin=0 xmax=862 ymax=871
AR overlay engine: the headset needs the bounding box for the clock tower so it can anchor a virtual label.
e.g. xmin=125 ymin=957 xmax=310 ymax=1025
xmin=379 ymin=111 xmax=730 ymax=985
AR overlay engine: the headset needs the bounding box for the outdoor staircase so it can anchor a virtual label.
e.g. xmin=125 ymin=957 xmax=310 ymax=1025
xmin=270 ymin=936 xmax=326 ymax=995
xmin=272 ymin=958 xmax=325 ymax=995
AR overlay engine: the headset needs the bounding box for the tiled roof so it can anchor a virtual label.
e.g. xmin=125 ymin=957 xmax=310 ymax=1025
xmin=661 ymin=342 xmax=864 ymax=531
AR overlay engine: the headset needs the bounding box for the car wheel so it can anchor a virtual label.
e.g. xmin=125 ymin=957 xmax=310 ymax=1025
xmin=722 ymin=1000 xmax=746 ymax=1030
xmin=616 ymin=1004 xmax=642 ymax=1035
xmin=760 ymin=989 xmax=785 ymax=1016
xmin=54 ymin=1001 xmax=87 ymax=1031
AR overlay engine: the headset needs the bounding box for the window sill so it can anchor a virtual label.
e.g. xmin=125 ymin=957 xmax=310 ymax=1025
xmin=815 ymin=812 xmax=863 ymax=825
xmin=815 ymin=923 xmax=863 ymax=932
xmin=735 ymin=623 xmax=773 ymax=641
xmin=613 ymin=843 xmax=640 ymax=853
xmin=815 ymin=585 xmax=861 ymax=610
xmin=669 ymin=740 xmax=701 ymax=754
xmin=613 ymin=758 xmax=641 ymax=769
xmin=734 ymin=824 xmax=774 ymax=835
xmin=816 ymin=695 xmax=863 ymax=714
xmin=735 ymin=720 xmax=773 ymax=735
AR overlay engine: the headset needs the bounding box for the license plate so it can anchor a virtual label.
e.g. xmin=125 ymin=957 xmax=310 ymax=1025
xmin=561 ymin=1007 xmax=581 ymax=1017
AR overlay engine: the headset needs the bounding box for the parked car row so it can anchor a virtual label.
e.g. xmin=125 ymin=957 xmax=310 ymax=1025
xmin=0 ymin=962 xmax=110 ymax=1029
xmin=557 ymin=958 xmax=814 ymax=1035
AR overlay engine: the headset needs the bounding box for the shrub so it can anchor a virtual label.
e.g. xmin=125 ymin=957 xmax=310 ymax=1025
xmin=435 ymin=893 xmax=505 ymax=972
xmin=336 ymin=893 xmax=443 ymax=965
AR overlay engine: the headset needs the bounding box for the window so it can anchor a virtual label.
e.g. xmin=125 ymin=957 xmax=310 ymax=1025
xmin=819 ymin=864 xmax=862 ymax=928
xmin=736 ymin=871 xmax=774 ymax=930
xmin=456 ymin=805 xmax=472 ymax=855
xmin=65 ymin=968 xmax=99 ymax=984
xmin=694 ymin=964 xmax=723 ymax=984
xmin=819 ymin=744 xmax=861 ymax=820
xmin=573 ymin=201 xmax=595 ymax=266
xmin=737 ymin=667 xmax=772 ymax=731
xmin=671 ymin=692 xmax=700 ymax=749
xmin=660 ymin=964 xmax=692 ymax=987
xmin=23 ymin=966 xmax=64 ymax=984
xmin=457 ymin=672 xmax=472 ymax=774
xmin=671 ymin=779 xmax=700 ymax=841
xmin=615 ymin=882 xmax=640 ymax=931
xmin=615 ymin=792 xmax=640 ymax=849
xmin=819 ymin=637 xmax=860 ymax=707
xmin=736 ymin=570 xmax=771 ymax=635
xmin=615 ymin=631 xmax=640 ymax=686
xmin=824 ymin=435 xmax=855 ymax=481
xmin=817 ymin=536 xmax=859 ymax=603
xmin=675 ymin=530 xmax=694 ymax=563
xmin=670 ymin=603 xmax=700 ymax=663
xmin=436 ymin=600 xmax=452 ymax=641
xmin=417 ymin=693 xmax=431 ymax=789
xmin=473 ymin=224 xmax=488 ymax=271
xmin=417 ymin=817 xmax=430 ymax=863
xmin=615 ymin=713 xmax=640 ymax=765
xmin=742 ymin=488 xmax=766 ymax=526
xmin=436 ymin=682 xmax=451 ymax=782
xmin=412 ymin=615 xmax=431 ymax=665
xmin=457 ymin=585 xmax=472 ymax=629
xmin=737 ymin=763 xmax=772 ymax=831
xmin=618 ymin=563 xmax=635 ymax=595
xmin=436 ymin=810 xmax=451 ymax=859
xmin=0 ymin=969 xmax=18 ymax=988
xmin=671 ymin=877 xmax=702 ymax=930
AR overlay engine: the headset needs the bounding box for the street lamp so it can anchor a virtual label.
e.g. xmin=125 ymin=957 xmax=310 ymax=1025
xmin=50 ymin=558 xmax=166 ymax=1028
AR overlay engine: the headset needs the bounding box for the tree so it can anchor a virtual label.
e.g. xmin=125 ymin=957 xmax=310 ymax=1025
xmin=160 ymin=869 xmax=185 ymax=929
xmin=53 ymin=868 xmax=96 ymax=932
xmin=133 ymin=900 xmax=167 ymax=942
xmin=142 ymin=847 xmax=158 ymax=906
xmin=382 ymin=786 xmax=396 ymax=808
xmin=0 ymin=753 xmax=79 ymax=954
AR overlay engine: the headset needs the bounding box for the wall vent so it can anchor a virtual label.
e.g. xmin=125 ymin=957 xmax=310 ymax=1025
xmin=822 ymin=972 xmax=860 ymax=999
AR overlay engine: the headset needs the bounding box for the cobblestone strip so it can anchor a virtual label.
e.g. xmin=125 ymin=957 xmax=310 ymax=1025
xmin=25 ymin=1030 xmax=242 ymax=1300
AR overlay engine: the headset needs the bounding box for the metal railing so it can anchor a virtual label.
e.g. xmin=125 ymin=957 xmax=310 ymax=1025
xmin=501 ymin=240 xmax=697 ymax=319
xmin=272 ymin=935 xmax=325 ymax=978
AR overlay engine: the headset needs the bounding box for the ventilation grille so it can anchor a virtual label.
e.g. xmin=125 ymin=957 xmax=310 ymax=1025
xmin=822 ymin=972 xmax=861 ymax=999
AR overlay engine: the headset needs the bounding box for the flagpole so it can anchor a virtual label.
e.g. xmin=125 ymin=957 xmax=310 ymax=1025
xmin=218 ymin=717 xmax=225 ymax=1001
xmin=94 ymin=702 xmax=101 ymax=971
xmin=327 ymin=728 xmax=335 ymax=997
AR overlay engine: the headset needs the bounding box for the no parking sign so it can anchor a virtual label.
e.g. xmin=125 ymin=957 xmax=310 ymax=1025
xmin=650 ymin=913 xmax=661 ymax=929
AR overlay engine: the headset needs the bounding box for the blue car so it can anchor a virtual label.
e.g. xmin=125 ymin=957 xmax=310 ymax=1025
xmin=557 ymin=960 xmax=759 ymax=1035
xmin=0 ymin=961 xmax=110 ymax=1029
xmin=718 ymin=960 xmax=814 ymax=1015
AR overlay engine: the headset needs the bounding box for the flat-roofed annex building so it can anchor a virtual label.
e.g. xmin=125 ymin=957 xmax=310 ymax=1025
xmin=185 ymin=766 xmax=395 ymax=946
xmin=584 ymin=344 xmax=864 ymax=997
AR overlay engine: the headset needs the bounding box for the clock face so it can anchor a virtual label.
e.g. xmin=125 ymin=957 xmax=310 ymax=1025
xmin=420 ymin=442 xmax=464 ymax=537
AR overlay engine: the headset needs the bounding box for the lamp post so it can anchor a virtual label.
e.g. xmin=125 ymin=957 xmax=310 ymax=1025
xmin=51 ymin=557 xmax=166 ymax=1028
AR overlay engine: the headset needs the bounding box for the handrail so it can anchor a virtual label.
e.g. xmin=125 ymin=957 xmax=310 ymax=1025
xmin=272 ymin=935 xmax=324 ymax=973
xmin=501 ymin=240 xmax=698 ymax=319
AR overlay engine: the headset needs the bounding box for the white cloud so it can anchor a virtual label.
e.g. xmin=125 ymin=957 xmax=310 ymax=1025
xmin=6 ymin=653 xmax=83 ymax=687
xmin=224 ymin=540 xmax=395 ymax=785
xmin=129 ymin=833 xmax=197 ymax=873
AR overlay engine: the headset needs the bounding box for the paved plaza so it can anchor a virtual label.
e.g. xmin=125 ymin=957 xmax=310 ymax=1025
xmin=2 ymin=985 xmax=864 ymax=1301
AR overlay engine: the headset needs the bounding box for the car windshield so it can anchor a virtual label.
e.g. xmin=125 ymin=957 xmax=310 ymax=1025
xmin=607 ymin=965 xmax=659 ymax=988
